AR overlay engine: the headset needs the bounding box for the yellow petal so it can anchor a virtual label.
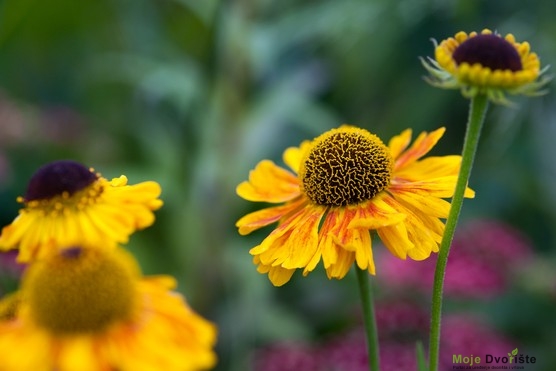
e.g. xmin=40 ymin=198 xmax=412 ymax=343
xmin=388 ymin=128 xmax=412 ymax=160
xmin=283 ymin=140 xmax=311 ymax=174
xmin=235 ymin=199 xmax=305 ymax=235
xmin=352 ymin=228 xmax=375 ymax=275
xmin=250 ymin=204 xmax=325 ymax=270
xmin=394 ymin=127 xmax=446 ymax=170
xmin=348 ymin=195 xmax=406 ymax=230
xmin=318 ymin=210 xmax=340 ymax=269
xmin=268 ymin=265 xmax=296 ymax=286
xmin=325 ymin=249 xmax=355 ymax=279
xmin=280 ymin=206 xmax=324 ymax=269
xmin=236 ymin=160 xmax=300 ymax=202
xmin=389 ymin=189 xmax=451 ymax=218
xmin=394 ymin=155 xmax=462 ymax=180
xmin=390 ymin=176 xmax=475 ymax=199
xmin=58 ymin=336 xmax=99 ymax=371
xmin=254 ymin=256 xmax=296 ymax=286
xmin=377 ymin=222 xmax=413 ymax=259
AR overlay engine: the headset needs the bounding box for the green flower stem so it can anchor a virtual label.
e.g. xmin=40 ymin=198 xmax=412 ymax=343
xmin=355 ymin=266 xmax=380 ymax=371
xmin=428 ymin=94 xmax=489 ymax=371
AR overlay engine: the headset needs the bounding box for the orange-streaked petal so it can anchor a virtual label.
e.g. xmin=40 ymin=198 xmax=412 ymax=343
xmin=348 ymin=195 xmax=406 ymax=230
xmin=394 ymin=127 xmax=446 ymax=170
xmin=394 ymin=155 xmax=462 ymax=180
xmin=250 ymin=204 xmax=325 ymax=270
xmin=279 ymin=206 xmax=324 ymax=269
xmin=383 ymin=195 xmax=443 ymax=258
xmin=320 ymin=207 xmax=375 ymax=278
xmin=389 ymin=188 xmax=451 ymax=218
xmin=235 ymin=198 xmax=306 ymax=235
xmin=329 ymin=207 xmax=359 ymax=250
xmin=325 ymin=249 xmax=355 ymax=279
xmin=353 ymin=228 xmax=375 ymax=274
xmin=377 ymin=221 xmax=413 ymax=259
xmin=390 ymin=176 xmax=475 ymax=199
xmin=316 ymin=209 xmax=340 ymax=270
xmin=236 ymin=160 xmax=300 ymax=203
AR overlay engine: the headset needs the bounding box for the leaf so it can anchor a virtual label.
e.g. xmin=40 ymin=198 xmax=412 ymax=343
xmin=512 ymin=348 xmax=518 ymax=356
xmin=415 ymin=341 xmax=428 ymax=371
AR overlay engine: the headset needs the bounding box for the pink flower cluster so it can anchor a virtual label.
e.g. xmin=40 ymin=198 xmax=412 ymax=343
xmin=252 ymin=220 xmax=531 ymax=370
xmin=252 ymin=310 xmax=512 ymax=371
xmin=377 ymin=219 xmax=533 ymax=298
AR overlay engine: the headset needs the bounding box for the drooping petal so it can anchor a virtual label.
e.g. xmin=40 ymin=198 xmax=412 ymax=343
xmin=390 ymin=176 xmax=475 ymax=199
xmin=254 ymin=256 xmax=296 ymax=287
xmin=376 ymin=221 xmax=414 ymax=260
xmin=394 ymin=155 xmax=462 ymax=180
xmin=348 ymin=195 xmax=407 ymax=230
xmin=250 ymin=204 xmax=325 ymax=270
xmin=325 ymin=250 xmax=355 ymax=280
xmin=235 ymin=198 xmax=306 ymax=235
xmin=316 ymin=209 xmax=340 ymax=270
xmin=388 ymin=188 xmax=452 ymax=218
xmin=236 ymin=160 xmax=301 ymax=203
xmin=322 ymin=207 xmax=376 ymax=278
xmin=383 ymin=195 xmax=442 ymax=259
xmin=354 ymin=229 xmax=375 ymax=275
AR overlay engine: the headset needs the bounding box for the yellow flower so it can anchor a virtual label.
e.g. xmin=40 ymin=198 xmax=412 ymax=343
xmin=0 ymin=245 xmax=217 ymax=371
xmin=422 ymin=29 xmax=550 ymax=104
xmin=236 ymin=126 xmax=474 ymax=286
xmin=0 ymin=160 xmax=163 ymax=262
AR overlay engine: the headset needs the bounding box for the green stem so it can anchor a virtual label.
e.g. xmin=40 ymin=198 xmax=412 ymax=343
xmin=356 ymin=266 xmax=380 ymax=371
xmin=428 ymin=94 xmax=489 ymax=371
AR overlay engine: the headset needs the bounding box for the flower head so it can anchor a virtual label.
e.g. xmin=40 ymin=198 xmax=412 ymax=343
xmin=422 ymin=29 xmax=550 ymax=104
xmin=0 ymin=245 xmax=217 ymax=371
xmin=0 ymin=160 xmax=163 ymax=262
xmin=236 ymin=126 xmax=474 ymax=286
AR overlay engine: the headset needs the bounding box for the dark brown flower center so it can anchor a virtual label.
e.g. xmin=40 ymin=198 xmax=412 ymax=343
xmin=452 ymin=34 xmax=523 ymax=72
xmin=300 ymin=129 xmax=393 ymax=207
xmin=24 ymin=160 xmax=98 ymax=202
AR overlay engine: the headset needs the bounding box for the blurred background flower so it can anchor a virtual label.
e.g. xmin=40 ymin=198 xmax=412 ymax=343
xmin=0 ymin=0 xmax=555 ymax=370
xmin=377 ymin=219 xmax=534 ymax=298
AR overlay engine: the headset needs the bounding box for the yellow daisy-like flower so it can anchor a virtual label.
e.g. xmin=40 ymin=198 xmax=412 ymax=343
xmin=0 ymin=160 xmax=163 ymax=262
xmin=422 ymin=29 xmax=550 ymax=104
xmin=0 ymin=245 xmax=217 ymax=371
xmin=236 ymin=126 xmax=474 ymax=286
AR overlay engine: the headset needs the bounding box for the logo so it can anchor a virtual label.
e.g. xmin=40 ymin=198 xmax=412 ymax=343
xmin=452 ymin=347 xmax=537 ymax=369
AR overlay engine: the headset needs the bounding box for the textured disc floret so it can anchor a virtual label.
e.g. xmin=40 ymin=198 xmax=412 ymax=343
xmin=452 ymin=34 xmax=522 ymax=72
xmin=300 ymin=127 xmax=393 ymax=207
xmin=24 ymin=160 xmax=98 ymax=202
xmin=24 ymin=246 xmax=138 ymax=334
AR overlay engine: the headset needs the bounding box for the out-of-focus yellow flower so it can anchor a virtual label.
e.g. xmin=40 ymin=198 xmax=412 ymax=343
xmin=422 ymin=29 xmax=550 ymax=104
xmin=0 ymin=246 xmax=217 ymax=371
xmin=0 ymin=160 xmax=163 ymax=262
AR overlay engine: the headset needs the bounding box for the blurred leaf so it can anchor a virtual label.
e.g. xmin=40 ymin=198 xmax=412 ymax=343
xmin=416 ymin=341 xmax=428 ymax=371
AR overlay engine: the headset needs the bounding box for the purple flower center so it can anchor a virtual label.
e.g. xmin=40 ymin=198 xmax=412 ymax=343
xmin=60 ymin=246 xmax=84 ymax=259
xmin=24 ymin=160 xmax=98 ymax=201
xmin=452 ymin=34 xmax=523 ymax=72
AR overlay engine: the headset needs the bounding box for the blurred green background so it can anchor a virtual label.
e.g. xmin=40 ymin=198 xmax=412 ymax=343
xmin=0 ymin=0 xmax=555 ymax=370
